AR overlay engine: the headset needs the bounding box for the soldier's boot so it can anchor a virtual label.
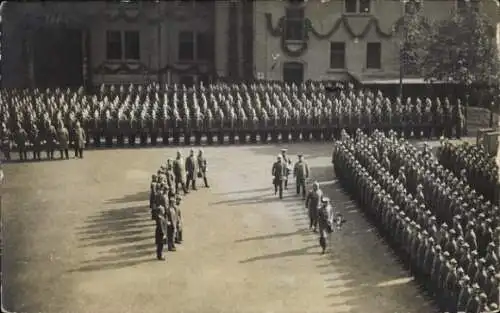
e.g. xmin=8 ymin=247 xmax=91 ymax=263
xmin=93 ymin=136 xmax=100 ymax=147
xmin=140 ymin=134 xmax=148 ymax=146
xmin=282 ymin=131 xmax=289 ymax=143
xmin=176 ymin=230 xmax=183 ymax=244
xmin=162 ymin=134 xmax=169 ymax=146
xmin=184 ymin=133 xmax=191 ymax=146
xmin=203 ymin=176 xmax=209 ymax=188
xmin=279 ymin=185 xmax=283 ymax=199
xmin=319 ymin=236 xmax=327 ymax=254
xmin=4 ymin=150 xmax=10 ymax=161
xmin=218 ymin=132 xmax=224 ymax=144
xmin=240 ymin=132 xmax=247 ymax=144
xmin=207 ymin=132 xmax=213 ymax=145
xmin=151 ymin=134 xmax=158 ymax=146
xmin=64 ymin=149 xmax=69 ymax=159
xmin=261 ymin=132 xmax=268 ymax=143
xmin=49 ymin=150 xmax=54 ymax=160
xmin=59 ymin=149 xmax=64 ymax=159
xmin=173 ymin=133 xmax=180 ymax=145
xmin=156 ymin=243 xmax=165 ymax=260
xmin=195 ymin=133 xmax=202 ymax=145
xmin=117 ymin=135 xmax=124 ymax=147
xmin=229 ymin=133 xmax=235 ymax=144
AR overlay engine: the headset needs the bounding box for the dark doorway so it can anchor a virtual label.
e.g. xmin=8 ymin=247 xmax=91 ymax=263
xmin=33 ymin=27 xmax=83 ymax=89
xmin=282 ymin=62 xmax=304 ymax=84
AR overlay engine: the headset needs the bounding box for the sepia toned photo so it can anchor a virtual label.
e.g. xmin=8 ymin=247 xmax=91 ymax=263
xmin=0 ymin=0 xmax=499 ymax=312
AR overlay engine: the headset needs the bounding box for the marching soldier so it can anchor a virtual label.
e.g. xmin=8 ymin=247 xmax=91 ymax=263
xmin=305 ymin=181 xmax=323 ymax=232
xmin=185 ymin=149 xmax=198 ymax=191
xmin=174 ymin=194 xmax=183 ymax=244
xmin=57 ymin=124 xmax=69 ymax=160
xmin=74 ymin=121 xmax=86 ymax=159
xmin=271 ymin=155 xmax=286 ymax=199
xmin=281 ymin=148 xmax=292 ymax=190
xmin=318 ymin=197 xmax=334 ymax=254
xmin=293 ymin=154 xmax=309 ymax=199
xmin=197 ymin=149 xmax=210 ymax=188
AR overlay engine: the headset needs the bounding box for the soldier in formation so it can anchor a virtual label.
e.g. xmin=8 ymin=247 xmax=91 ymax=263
xmin=333 ymin=129 xmax=499 ymax=313
xmin=149 ymin=149 xmax=209 ymax=260
xmin=0 ymin=83 xmax=466 ymax=159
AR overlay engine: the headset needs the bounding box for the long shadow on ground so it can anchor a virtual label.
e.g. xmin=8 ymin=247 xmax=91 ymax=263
xmin=233 ymin=164 xmax=437 ymax=313
xmin=70 ymin=203 xmax=156 ymax=273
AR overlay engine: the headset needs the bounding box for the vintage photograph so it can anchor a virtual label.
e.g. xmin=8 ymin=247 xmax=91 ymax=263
xmin=0 ymin=1 xmax=499 ymax=313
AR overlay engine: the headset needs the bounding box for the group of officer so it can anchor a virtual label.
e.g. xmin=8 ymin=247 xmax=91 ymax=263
xmin=148 ymin=148 xmax=209 ymax=260
xmin=271 ymin=148 xmax=339 ymax=254
xmin=333 ymin=129 xmax=499 ymax=313
xmin=0 ymin=81 xmax=466 ymax=159
xmin=438 ymin=140 xmax=499 ymax=205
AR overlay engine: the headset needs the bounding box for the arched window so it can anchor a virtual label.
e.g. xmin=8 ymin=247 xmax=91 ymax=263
xmin=285 ymin=7 xmax=305 ymax=41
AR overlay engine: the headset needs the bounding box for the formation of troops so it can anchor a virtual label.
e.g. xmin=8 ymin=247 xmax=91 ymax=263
xmin=0 ymin=81 xmax=468 ymax=161
xmin=333 ymin=129 xmax=499 ymax=313
xmin=438 ymin=140 xmax=499 ymax=205
xmin=148 ymin=148 xmax=209 ymax=260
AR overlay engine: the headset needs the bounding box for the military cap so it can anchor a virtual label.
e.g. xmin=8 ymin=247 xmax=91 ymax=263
xmin=422 ymin=230 xmax=428 ymax=236
xmin=487 ymin=265 xmax=496 ymax=272
xmin=479 ymin=293 xmax=488 ymax=300
xmin=277 ymin=155 xmax=282 ymax=159
xmin=443 ymin=251 xmax=450 ymax=257
xmin=435 ymin=245 xmax=442 ymax=251
xmin=471 ymin=250 xmax=478 ymax=256
xmin=399 ymin=211 xmax=405 ymax=216
xmin=457 ymin=267 xmax=464 ymax=274
xmin=404 ymin=217 xmax=411 ymax=222
xmin=281 ymin=149 xmax=287 ymax=152
xmin=463 ymin=243 xmax=470 ymax=248
xmin=472 ymin=283 xmax=480 ymax=289
xmin=321 ymin=197 xmax=330 ymax=203
xmin=430 ymin=216 xmax=437 ymax=221
xmin=489 ymin=303 xmax=498 ymax=310
xmin=479 ymin=258 xmax=486 ymax=264
xmin=441 ymin=223 xmax=448 ymax=229
xmin=488 ymin=242 xmax=496 ymax=248
xmin=450 ymin=229 xmax=457 ymax=235
xmin=450 ymin=258 xmax=458 ymax=265
xmin=462 ymin=275 xmax=470 ymax=282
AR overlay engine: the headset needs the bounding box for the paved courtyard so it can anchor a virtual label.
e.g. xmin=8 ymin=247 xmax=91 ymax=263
xmin=2 ymin=143 xmax=436 ymax=313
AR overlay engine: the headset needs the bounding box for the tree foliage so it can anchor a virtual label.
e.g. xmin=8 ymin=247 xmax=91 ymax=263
xmin=422 ymin=6 xmax=500 ymax=86
xmin=397 ymin=2 xmax=432 ymax=76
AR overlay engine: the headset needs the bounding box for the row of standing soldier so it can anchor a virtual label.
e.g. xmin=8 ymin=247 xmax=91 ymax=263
xmin=0 ymin=120 xmax=86 ymax=161
xmin=0 ymin=83 xmax=466 ymax=155
xmin=334 ymin=129 xmax=499 ymax=313
xmin=150 ymin=149 xmax=209 ymax=260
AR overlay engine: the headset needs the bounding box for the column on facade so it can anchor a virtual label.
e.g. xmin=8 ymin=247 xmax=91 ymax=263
xmin=214 ymin=2 xmax=229 ymax=79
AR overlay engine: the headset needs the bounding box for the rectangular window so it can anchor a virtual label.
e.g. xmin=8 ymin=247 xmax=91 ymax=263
xmin=345 ymin=0 xmax=357 ymax=13
xmin=366 ymin=42 xmax=381 ymax=69
xmin=124 ymin=31 xmax=140 ymax=60
xmin=285 ymin=7 xmax=305 ymax=41
xmin=196 ymin=32 xmax=211 ymax=61
xmin=106 ymin=31 xmax=122 ymax=60
xmin=178 ymin=31 xmax=194 ymax=61
xmin=330 ymin=42 xmax=345 ymax=69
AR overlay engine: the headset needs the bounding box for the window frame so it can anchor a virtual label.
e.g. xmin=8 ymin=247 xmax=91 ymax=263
xmin=284 ymin=7 xmax=305 ymax=42
xmin=178 ymin=31 xmax=212 ymax=63
xmin=106 ymin=30 xmax=141 ymax=61
xmin=344 ymin=0 xmax=371 ymax=14
xmin=329 ymin=42 xmax=346 ymax=69
xmin=366 ymin=42 xmax=381 ymax=70
xmin=106 ymin=30 xmax=123 ymax=61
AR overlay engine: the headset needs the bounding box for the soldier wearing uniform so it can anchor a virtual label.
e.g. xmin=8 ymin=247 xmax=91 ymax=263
xmin=1 ymin=125 xmax=11 ymax=161
xmin=185 ymin=149 xmax=198 ymax=191
xmin=272 ymin=155 xmax=286 ymax=199
xmin=318 ymin=197 xmax=334 ymax=254
xmin=197 ymin=149 xmax=210 ymax=188
xmin=281 ymin=149 xmax=292 ymax=190
xmin=293 ymin=154 xmax=309 ymax=199
xmin=74 ymin=122 xmax=86 ymax=159
xmin=173 ymin=151 xmax=188 ymax=195
xmin=165 ymin=195 xmax=178 ymax=252
xmin=154 ymin=205 xmax=168 ymax=260
xmin=31 ymin=126 xmax=42 ymax=161
xmin=16 ymin=127 xmax=28 ymax=161
xmin=305 ymin=181 xmax=323 ymax=232
xmin=57 ymin=125 xmax=69 ymax=160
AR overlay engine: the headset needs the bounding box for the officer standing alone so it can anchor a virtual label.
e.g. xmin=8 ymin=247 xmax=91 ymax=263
xmin=272 ymin=155 xmax=286 ymax=199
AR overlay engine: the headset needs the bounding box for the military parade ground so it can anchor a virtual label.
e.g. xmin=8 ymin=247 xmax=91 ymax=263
xmin=0 ymin=81 xmax=499 ymax=313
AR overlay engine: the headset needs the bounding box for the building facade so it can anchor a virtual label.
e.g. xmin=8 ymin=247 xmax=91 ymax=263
xmin=0 ymin=0 xmax=499 ymax=88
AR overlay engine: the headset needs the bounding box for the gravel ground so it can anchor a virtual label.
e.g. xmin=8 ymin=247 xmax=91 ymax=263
xmin=1 ymin=143 xmax=437 ymax=313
